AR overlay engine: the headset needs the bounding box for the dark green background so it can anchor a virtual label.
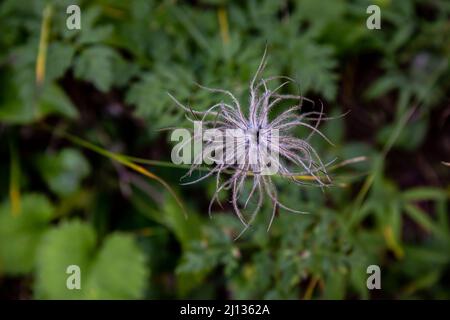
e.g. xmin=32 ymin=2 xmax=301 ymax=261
xmin=0 ymin=0 xmax=449 ymax=299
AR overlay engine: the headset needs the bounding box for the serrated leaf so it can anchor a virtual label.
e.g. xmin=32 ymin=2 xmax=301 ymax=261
xmin=34 ymin=220 xmax=96 ymax=299
xmin=85 ymin=234 xmax=149 ymax=299
xmin=294 ymin=0 xmax=346 ymax=33
xmin=0 ymin=40 xmax=77 ymax=123
xmin=74 ymin=46 xmax=116 ymax=92
xmin=0 ymin=194 xmax=54 ymax=275
xmin=125 ymin=65 xmax=193 ymax=128
xmin=35 ymin=220 xmax=148 ymax=299
xmin=76 ymin=7 xmax=113 ymax=45
xmin=289 ymin=37 xmax=338 ymax=100
xmin=45 ymin=42 xmax=75 ymax=82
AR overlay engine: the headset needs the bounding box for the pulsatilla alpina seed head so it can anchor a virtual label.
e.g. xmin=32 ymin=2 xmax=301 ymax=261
xmin=169 ymin=48 xmax=335 ymax=239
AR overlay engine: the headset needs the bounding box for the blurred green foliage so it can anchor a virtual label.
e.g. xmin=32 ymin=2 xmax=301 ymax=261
xmin=0 ymin=0 xmax=449 ymax=299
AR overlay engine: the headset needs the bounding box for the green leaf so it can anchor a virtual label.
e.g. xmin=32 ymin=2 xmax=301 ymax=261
xmin=287 ymin=33 xmax=338 ymax=100
xmin=323 ymin=271 xmax=346 ymax=299
xmin=404 ymin=245 xmax=450 ymax=266
xmin=0 ymin=41 xmax=77 ymax=123
xmin=37 ymin=148 xmax=90 ymax=197
xmin=74 ymin=46 xmax=117 ymax=92
xmin=34 ymin=220 xmax=96 ymax=299
xmin=0 ymin=194 xmax=54 ymax=275
xmin=111 ymin=56 xmax=140 ymax=88
xmin=0 ymin=68 xmax=33 ymax=123
xmin=133 ymin=193 xmax=200 ymax=248
xmin=322 ymin=108 xmax=345 ymax=145
xmin=0 ymin=83 xmax=78 ymax=123
xmin=376 ymin=119 xmax=428 ymax=151
xmin=404 ymin=204 xmax=447 ymax=239
xmin=75 ymin=7 xmax=113 ymax=45
xmin=402 ymin=187 xmax=448 ymax=202
xmin=365 ymin=75 xmax=400 ymax=100
xmin=35 ymin=220 xmax=148 ymax=299
xmin=294 ymin=0 xmax=346 ymax=33
xmin=125 ymin=65 xmax=193 ymax=129
xmin=39 ymin=84 xmax=78 ymax=119
xmin=84 ymin=234 xmax=149 ymax=299
xmin=176 ymin=243 xmax=217 ymax=275
xmin=45 ymin=42 xmax=75 ymax=83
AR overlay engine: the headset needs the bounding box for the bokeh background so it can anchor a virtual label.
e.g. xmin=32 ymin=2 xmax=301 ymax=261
xmin=0 ymin=0 xmax=449 ymax=299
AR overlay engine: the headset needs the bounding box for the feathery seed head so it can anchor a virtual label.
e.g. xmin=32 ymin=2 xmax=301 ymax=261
xmin=170 ymin=49 xmax=335 ymax=238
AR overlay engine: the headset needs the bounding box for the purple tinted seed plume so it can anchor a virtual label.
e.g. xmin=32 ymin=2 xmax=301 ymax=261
xmin=169 ymin=49 xmax=335 ymax=238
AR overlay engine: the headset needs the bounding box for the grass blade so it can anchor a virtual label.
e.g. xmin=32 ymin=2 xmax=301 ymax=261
xmin=36 ymin=4 xmax=52 ymax=86
xmin=9 ymin=139 xmax=21 ymax=216
xmin=45 ymin=125 xmax=187 ymax=218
